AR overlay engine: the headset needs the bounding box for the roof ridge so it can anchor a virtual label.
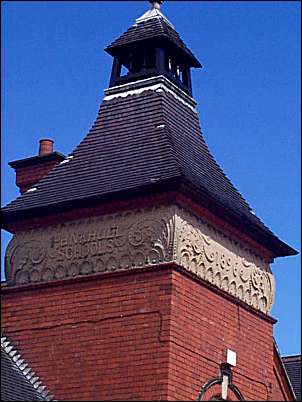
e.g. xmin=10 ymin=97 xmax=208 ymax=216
xmin=159 ymin=94 xmax=183 ymax=178
xmin=135 ymin=6 xmax=174 ymax=28
xmin=161 ymin=93 xmax=250 ymax=210
xmin=156 ymin=16 xmax=198 ymax=63
xmin=282 ymin=355 xmax=301 ymax=360
xmin=1 ymin=336 xmax=56 ymax=401
xmin=198 ymin=128 xmax=253 ymax=211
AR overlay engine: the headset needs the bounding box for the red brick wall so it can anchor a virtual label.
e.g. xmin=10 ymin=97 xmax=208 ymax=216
xmin=2 ymin=268 xmax=172 ymax=401
xmin=15 ymin=160 xmax=60 ymax=194
xmin=166 ymin=269 xmax=293 ymax=401
xmin=1 ymin=267 xmax=293 ymax=401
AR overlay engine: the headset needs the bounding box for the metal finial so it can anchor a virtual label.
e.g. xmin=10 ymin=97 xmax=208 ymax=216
xmin=149 ymin=0 xmax=163 ymax=10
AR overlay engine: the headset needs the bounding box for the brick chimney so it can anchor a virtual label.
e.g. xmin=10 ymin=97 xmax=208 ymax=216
xmin=9 ymin=139 xmax=66 ymax=194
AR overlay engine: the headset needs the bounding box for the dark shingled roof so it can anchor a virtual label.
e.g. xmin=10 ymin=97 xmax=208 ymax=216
xmin=106 ymin=15 xmax=202 ymax=67
xmin=282 ymin=355 xmax=301 ymax=400
xmin=1 ymin=337 xmax=54 ymax=401
xmin=1 ymin=76 xmax=296 ymax=258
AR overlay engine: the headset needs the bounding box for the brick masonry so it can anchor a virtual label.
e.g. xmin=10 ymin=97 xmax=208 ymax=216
xmin=15 ymin=160 xmax=62 ymax=194
xmin=1 ymin=266 xmax=293 ymax=401
xmin=167 ymin=269 xmax=293 ymax=401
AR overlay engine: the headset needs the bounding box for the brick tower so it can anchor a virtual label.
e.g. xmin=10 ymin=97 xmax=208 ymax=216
xmin=1 ymin=2 xmax=297 ymax=401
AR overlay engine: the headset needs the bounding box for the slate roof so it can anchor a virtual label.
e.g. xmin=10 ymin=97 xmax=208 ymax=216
xmin=105 ymin=13 xmax=202 ymax=67
xmin=1 ymin=75 xmax=296 ymax=258
xmin=1 ymin=336 xmax=54 ymax=401
xmin=282 ymin=355 xmax=301 ymax=400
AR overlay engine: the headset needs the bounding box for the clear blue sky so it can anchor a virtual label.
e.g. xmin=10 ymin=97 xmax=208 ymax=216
xmin=1 ymin=1 xmax=300 ymax=356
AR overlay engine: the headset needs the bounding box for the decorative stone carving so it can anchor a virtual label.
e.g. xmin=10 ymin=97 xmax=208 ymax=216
xmin=5 ymin=206 xmax=175 ymax=287
xmin=173 ymin=208 xmax=275 ymax=313
xmin=4 ymin=205 xmax=275 ymax=314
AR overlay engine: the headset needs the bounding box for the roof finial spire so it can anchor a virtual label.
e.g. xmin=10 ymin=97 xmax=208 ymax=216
xmin=149 ymin=0 xmax=163 ymax=10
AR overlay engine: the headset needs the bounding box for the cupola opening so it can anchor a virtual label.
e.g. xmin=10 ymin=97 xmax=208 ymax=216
xmin=106 ymin=2 xmax=202 ymax=96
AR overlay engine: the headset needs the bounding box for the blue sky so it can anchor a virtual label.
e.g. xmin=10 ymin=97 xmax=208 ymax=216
xmin=1 ymin=1 xmax=300 ymax=355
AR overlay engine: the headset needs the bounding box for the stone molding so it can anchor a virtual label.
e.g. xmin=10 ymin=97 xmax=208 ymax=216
xmin=5 ymin=205 xmax=274 ymax=313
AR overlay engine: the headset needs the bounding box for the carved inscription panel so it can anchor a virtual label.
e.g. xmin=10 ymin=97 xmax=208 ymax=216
xmin=5 ymin=205 xmax=275 ymax=313
xmin=5 ymin=207 xmax=175 ymax=287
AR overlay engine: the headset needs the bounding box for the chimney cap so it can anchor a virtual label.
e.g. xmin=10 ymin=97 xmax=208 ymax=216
xmin=9 ymin=152 xmax=66 ymax=169
xmin=39 ymin=138 xmax=54 ymax=143
xmin=39 ymin=138 xmax=54 ymax=156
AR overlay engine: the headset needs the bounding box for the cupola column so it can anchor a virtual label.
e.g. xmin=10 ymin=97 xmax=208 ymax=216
xmin=109 ymin=57 xmax=121 ymax=87
xmin=156 ymin=47 xmax=166 ymax=75
xmin=184 ymin=65 xmax=192 ymax=94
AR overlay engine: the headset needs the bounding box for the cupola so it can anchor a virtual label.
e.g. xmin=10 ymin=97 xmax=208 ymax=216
xmin=105 ymin=1 xmax=202 ymax=96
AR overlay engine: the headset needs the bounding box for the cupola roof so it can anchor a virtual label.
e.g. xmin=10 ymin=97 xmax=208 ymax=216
xmin=105 ymin=3 xmax=201 ymax=68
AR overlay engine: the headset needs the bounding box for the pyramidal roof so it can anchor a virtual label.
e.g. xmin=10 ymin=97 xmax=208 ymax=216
xmin=105 ymin=3 xmax=201 ymax=67
xmin=1 ymin=4 xmax=297 ymax=259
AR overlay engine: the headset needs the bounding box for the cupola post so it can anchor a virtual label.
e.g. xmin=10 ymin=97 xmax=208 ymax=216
xmin=109 ymin=57 xmax=122 ymax=87
xmin=156 ymin=46 xmax=166 ymax=75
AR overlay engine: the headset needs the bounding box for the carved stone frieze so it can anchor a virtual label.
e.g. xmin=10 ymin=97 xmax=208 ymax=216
xmin=5 ymin=205 xmax=275 ymax=313
xmin=173 ymin=207 xmax=275 ymax=314
xmin=5 ymin=206 xmax=175 ymax=287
